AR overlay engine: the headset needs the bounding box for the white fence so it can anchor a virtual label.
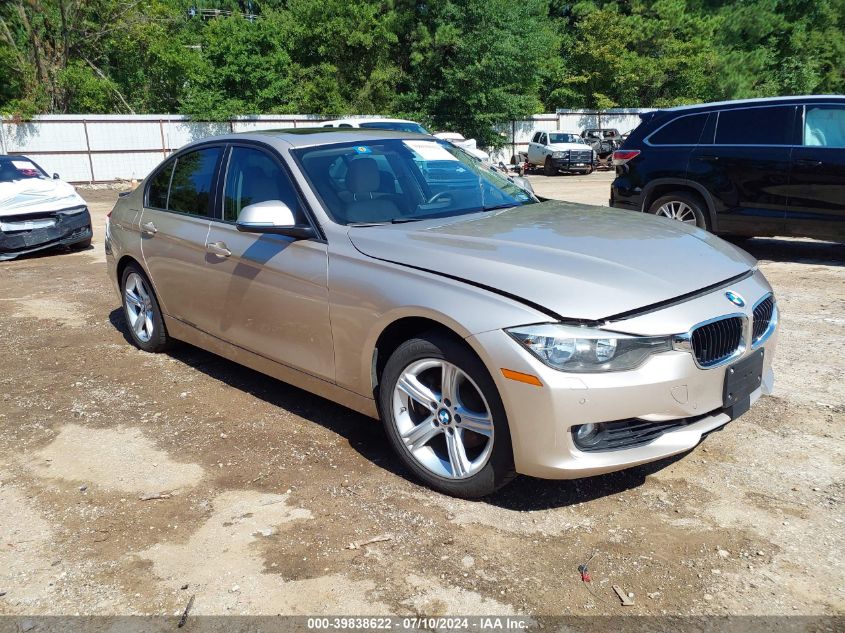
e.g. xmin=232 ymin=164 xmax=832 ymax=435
xmin=0 ymin=110 xmax=651 ymax=183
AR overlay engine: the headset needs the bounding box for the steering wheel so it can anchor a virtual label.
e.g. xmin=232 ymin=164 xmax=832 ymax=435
xmin=426 ymin=191 xmax=453 ymax=205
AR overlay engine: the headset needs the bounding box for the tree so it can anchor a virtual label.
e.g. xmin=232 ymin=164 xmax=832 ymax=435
xmin=395 ymin=0 xmax=558 ymax=147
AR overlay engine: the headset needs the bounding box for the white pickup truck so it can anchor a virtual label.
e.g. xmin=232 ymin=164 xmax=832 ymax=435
xmin=525 ymin=131 xmax=596 ymax=176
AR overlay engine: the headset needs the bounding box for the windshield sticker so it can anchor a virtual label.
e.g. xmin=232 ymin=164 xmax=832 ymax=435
xmin=403 ymin=140 xmax=458 ymax=162
xmin=353 ymin=146 xmax=372 ymax=154
xmin=11 ymin=160 xmax=36 ymax=170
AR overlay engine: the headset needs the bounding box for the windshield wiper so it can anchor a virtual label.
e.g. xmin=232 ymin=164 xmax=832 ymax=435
xmin=348 ymin=221 xmax=390 ymax=227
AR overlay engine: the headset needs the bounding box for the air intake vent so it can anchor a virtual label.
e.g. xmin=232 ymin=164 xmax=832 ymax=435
xmin=752 ymin=295 xmax=775 ymax=344
xmin=691 ymin=316 xmax=744 ymax=367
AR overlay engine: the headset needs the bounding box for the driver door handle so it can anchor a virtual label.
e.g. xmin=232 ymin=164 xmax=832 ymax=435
xmin=141 ymin=221 xmax=157 ymax=235
xmin=795 ymin=158 xmax=823 ymax=167
xmin=206 ymin=241 xmax=231 ymax=258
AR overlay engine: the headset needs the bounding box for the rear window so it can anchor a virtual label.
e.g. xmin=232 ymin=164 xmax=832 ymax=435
xmin=648 ymin=113 xmax=708 ymax=145
xmin=167 ymin=147 xmax=221 ymax=217
xmin=147 ymin=160 xmax=174 ymax=209
xmin=715 ymin=107 xmax=795 ymax=145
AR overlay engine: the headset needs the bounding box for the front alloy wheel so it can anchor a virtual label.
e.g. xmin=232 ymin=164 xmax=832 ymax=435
xmin=393 ymin=359 xmax=494 ymax=479
xmin=379 ymin=333 xmax=515 ymax=498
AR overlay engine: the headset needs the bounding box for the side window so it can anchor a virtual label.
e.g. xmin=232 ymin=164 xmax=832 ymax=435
xmin=804 ymin=106 xmax=845 ymax=147
xmin=715 ymin=107 xmax=795 ymax=145
xmin=540 ymin=133 xmax=547 ymax=145
xmin=222 ymin=146 xmax=301 ymax=223
xmin=147 ymin=159 xmax=174 ymax=209
xmin=168 ymin=147 xmax=221 ymax=217
xmin=532 ymin=132 xmax=540 ymax=143
xmin=648 ymin=113 xmax=708 ymax=145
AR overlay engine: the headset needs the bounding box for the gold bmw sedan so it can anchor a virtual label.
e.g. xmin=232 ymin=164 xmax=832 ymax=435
xmin=105 ymin=129 xmax=778 ymax=498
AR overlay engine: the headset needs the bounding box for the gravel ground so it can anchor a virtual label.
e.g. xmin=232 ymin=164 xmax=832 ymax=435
xmin=0 ymin=183 xmax=842 ymax=619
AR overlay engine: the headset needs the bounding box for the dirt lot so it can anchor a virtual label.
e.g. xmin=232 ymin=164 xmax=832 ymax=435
xmin=0 ymin=181 xmax=843 ymax=619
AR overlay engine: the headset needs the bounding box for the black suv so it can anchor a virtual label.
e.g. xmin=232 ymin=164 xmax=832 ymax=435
xmin=610 ymin=96 xmax=845 ymax=242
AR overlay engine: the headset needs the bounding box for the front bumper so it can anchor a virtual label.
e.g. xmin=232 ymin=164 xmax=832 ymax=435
xmin=0 ymin=208 xmax=92 ymax=261
xmin=466 ymin=271 xmax=777 ymax=479
xmin=552 ymin=156 xmax=594 ymax=172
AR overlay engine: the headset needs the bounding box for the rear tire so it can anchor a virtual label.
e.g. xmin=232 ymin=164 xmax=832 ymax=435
xmin=120 ymin=262 xmax=171 ymax=353
xmin=543 ymin=156 xmax=557 ymax=176
xmin=648 ymin=192 xmax=709 ymax=229
xmin=379 ymin=332 xmax=516 ymax=498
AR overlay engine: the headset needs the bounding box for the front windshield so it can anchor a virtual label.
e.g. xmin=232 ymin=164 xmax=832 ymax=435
xmin=0 ymin=157 xmax=48 ymax=182
xmin=358 ymin=121 xmax=431 ymax=135
xmin=295 ymin=139 xmax=537 ymax=225
xmin=548 ymin=133 xmax=584 ymax=144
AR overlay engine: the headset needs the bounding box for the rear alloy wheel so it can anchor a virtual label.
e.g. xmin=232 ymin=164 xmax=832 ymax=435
xmin=648 ymin=192 xmax=708 ymax=229
xmin=121 ymin=263 xmax=171 ymax=353
xmin=543 ymin=156 xmax=558 ymax=176
xmin=379 ymin=333 xmax=515 ymax=498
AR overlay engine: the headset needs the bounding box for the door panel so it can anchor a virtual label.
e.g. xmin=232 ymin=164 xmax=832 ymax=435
xmin=140 ymin=147 xmax=221 ymax=328
xmin=786 ymin=105 xmax=845 ymax=241
xmin=688 ymin=146 xmax=790 ymax=235
xmin=203 ymin=226 xmax=334 ymax=380
xmin=201 ymin=144 xmax=334 ymax=381
xmin=140 ymin=209 xmax=210 ymax=321
xmin=690 ymin=105 xmax=796 ymax=236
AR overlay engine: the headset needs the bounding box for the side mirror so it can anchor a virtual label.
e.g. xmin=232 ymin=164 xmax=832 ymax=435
xmin=235 ymin=200 xmax=315 ymax=239
xmin=53 ymin=173 xmax=60 ymax=179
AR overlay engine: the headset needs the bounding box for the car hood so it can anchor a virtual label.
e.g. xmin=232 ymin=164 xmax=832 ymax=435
xmin=548 ymin=143 xmax=592 ymax=152
xmin=0 ymin=178 xmax=86 ymax=217
xmin=347 ymin=201 xmax=756 ymax=321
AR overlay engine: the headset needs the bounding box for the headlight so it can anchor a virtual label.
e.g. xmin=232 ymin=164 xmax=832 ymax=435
xmin=506 ymin=323 xmax=672 ymax=373
xmin=551 ymin=151 xmax=566 ymax=158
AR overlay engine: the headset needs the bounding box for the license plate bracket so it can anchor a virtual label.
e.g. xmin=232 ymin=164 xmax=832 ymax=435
xmin=723 ymin=349 xmax=764 ymax=415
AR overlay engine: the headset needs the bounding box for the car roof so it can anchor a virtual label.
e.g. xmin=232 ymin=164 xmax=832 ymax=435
xmin=660 ymin=95 xmax=845 ymax=113
xmin=319 ymin=117 xmax=419 ymax=125
xmin=176 ymin=128 xmax=434 ymax=152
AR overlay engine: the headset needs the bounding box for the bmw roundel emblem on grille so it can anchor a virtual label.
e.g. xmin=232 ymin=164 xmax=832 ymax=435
xmin=725 ymin=290 xmax=745 ymax=307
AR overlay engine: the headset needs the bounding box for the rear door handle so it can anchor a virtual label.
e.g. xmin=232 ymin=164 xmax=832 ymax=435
xmin=696 ymin=155 xmax=719 ymax=162
xmin=141 ymin=221 xmax=157 ymax=235
xmin=795 ymin=158 xmax=823 ymax=167
xmin=206 ymin=241 xmax=231 ymax=258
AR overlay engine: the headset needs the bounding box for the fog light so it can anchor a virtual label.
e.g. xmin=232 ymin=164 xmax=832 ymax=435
xmin=573 ymin=423 xmax=602 ymax=448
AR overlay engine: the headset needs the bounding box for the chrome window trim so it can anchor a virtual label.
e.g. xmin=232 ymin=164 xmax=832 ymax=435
xmin=751 ymin=293 xmax=778 ymax=349
xmin=672 ymin=312 xmax=748 ymax=370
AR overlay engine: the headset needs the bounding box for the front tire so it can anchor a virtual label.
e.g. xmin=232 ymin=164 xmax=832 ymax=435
xmin=120 ymin=263 xmax=171 ymax=353
xmin=648 ymin=192 xmax=709 ymax=229
xmin=379 ymin=332 xmax=515 ymax=498
xmin=543 ymin=156 xmax=557 ymax=176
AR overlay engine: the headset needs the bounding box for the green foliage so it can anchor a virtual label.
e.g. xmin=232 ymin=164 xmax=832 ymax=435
xmin=1 ymin=0 xmax=843 ymax=139
xmin=396 ymin=0 xmax=556 ymax=147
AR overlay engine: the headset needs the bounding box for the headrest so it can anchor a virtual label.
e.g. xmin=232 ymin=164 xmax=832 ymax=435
xmin=346 ymin=158 xmax=379 ymax=195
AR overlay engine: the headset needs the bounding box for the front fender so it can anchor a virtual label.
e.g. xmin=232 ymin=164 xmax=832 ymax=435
xmin=327 ymin=249 xmax=549 ymax=398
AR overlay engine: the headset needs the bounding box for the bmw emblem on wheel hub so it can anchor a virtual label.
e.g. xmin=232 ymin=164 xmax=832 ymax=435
xmin=438 ymin=409 xmax=452 ymax=426
xmin=725 ymin=290 xmax=745 ymax=307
